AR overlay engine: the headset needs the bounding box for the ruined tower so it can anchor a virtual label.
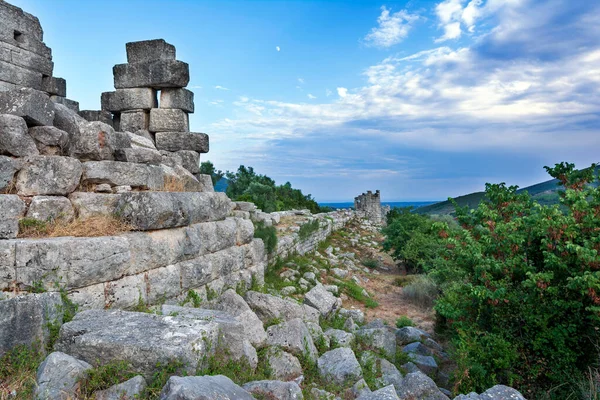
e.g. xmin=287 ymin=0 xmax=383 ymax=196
xmin=354 ymin=190 xmax=385 ymax=224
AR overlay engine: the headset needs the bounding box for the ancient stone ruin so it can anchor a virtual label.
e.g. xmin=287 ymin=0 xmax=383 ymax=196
xmin=354 ymin=190 xmax=387 ymax=224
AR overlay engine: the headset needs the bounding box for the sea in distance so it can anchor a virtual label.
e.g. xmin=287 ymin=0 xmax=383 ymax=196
xmin=319 ymin=201 xmax=438 ymax=210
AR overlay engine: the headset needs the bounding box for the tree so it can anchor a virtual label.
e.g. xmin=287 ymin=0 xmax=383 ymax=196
xmin=199 ymin=161 xmax=224 ymax=186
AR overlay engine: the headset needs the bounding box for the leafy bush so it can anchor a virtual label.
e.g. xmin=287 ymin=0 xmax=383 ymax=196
xmin=431 ymin=163 xmax=600 ymax=398
xmin=253 ymin=221 xmax=277 ymax=255
xmin=361 ymin=258 xmax=379 ymax=269
xmin=395 ymin=316 xmax=414 ymax=328
xmin=298 ymin=219 xmax=320 ymax=241
xmin=401 ymin=275 xmax=438 ymax=309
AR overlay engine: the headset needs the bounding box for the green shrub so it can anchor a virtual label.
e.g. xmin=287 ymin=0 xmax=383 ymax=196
xmin=361 ymin=258 xmax=379 ymax=269
xmin=395 ymin=316 xmax=414 ymax=328
xmin=0 ymin=343 xmax=45 ymax=399
xmin=401 ymin=275 xmax=438 ymax=309
xmin=78 ymin=360 xmax=137 ymax=397
xmin=253 ymin=221 xmax=277 ymax=255
xmin=298 ymin=219 xmax=320 ymax=241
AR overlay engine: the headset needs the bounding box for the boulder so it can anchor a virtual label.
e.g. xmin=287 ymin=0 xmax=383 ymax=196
xmin=344 ymin=317 xmax=358 ymax=332
xmin=306 ymin=321 xmax=330 ymax=350
xmin=395 ymin=371 xmax=449 ymax=400
xmin=161 ymin=88 xmax=194 ymax=113
xmin=155 ymin=131 xmax=208 ymax=152
xmin=0 ymin=114 xmax=38 ymax=156
xmin=395 ymin=326 xmax=430 ymax=346
xmin=0 ymin=194 xmax=25 ymax=239
xmin=160 ymin=149 xmax=200 ymax=174
xmin=28 ymin=126 xmax=69 ymax=155
xmin=453 ymin=385 xmax=526 ymax=400
xmin=159 ymin=375 xmax=253 ymax=400
xmin=317 ymin=347 xmax=363 ymax=385
xmin=242 ymin=380 xmax=303 ymax=400
xmin=304 ymin=284 xmax=340 ymax=317
xmin=324 ymin=328 xmax=355 ymax=348
xmin=266 ymin=318 xmax=319 ymax=363
xmin=113 ymin=59 xmax=190 ymax=89
xmin=149 ymin=108 xmax=189 ymax=132
xmin=52 ymin=103 xmax=88 ymax=140
xmin=16 ymin=156 xmax=82 ymax=196
xmin=265 ymin=348 xmax=303 ymax=381
xmin=54 ymin=310 xmax=223 ymax=379
xmin=359 ymin=385 xmax=400 ymax=400
xmin=379 ymin=359 xmax=404 ymax=392
xmin=126 ymin=39 xmax=176 ymax=63
xmin=34 ymin=352 xmax=92 ymax=400
xmin=69 ymin=121 xmax=117 ymax=161
xmin=101 ymin=88 xmax=157 ymax=112
xmin=0 ymin=293 xmax=63 ymax=356
xmin=352 ymin=379 xmax=372 ymax=399
xmin=339 ymin=308 xmax=365 ymax=324
xmin=94 ymin=375 xmax=147 ymax=400
xmin=310 ymin=388 xmax=338 ymax=399
xmin=26 ymin=195 xmax=75 ymax=222
xmin=356 ymin=328 xmax=397 ymax=359
xmin=245 ymin=291 xmax=320 ymax=324
xmin=0 ymin=88 xmax=54 ymax=126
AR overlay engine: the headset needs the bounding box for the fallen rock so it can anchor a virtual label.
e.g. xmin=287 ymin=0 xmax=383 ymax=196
xmin=34 ymin=352 xmax=92 ymax=400
xmin=242 ymin=380 xmax=303 ymax=400
xmin=0 ymin=114 xmax=38 ymax=156
xmin=28 ymin=126 xmax=69 ymax=155
xmin=265 ymin=348 xmax=303 ymax=381
xmin=26 ymin=195 xmax=75 ymax=222
xmin=16 ymin=156 xmax=82 ymax=196
xmin=304 ymin=284 xmax=340 ymax=317
xmin=0 ymin=88 xmax=54 ymax=126
xmin=395 ymin=326 xmax=430 ymax=346
xmin=266 ymin=318 xmax=319 ymax=363
xmin=356 ymin=327 xmax=396 ymax=359
xmin=352 ymin=379 xmax=372 ymax=399
xmin=339 ymin=308 xmax=365 ymax=324
xmin=406 ymin=354 xmax=438 ymax=378
xmin=453 ymin=385 xmax=526 ymax=400
xmin=69 ymin=121 xmax=118 ymax=161
xmin=317 ymin=347 xmax=362 ymax=385
xmin=359 ymin=385 xmax=400 ymax=400
xmin=245 ymin=291 xmax=320 ymax=324
xmin=403 ymin=342 xmax=433 ymax=356
xmin=395 ymin=371 xmax=449 ymax=400
xmin=94 ymin=375 xmax=147 ymax=400
xmin=325 ymin=328 xmax=355 ymax=348
xmin=159 ymin=375 xmax=253 ymax=400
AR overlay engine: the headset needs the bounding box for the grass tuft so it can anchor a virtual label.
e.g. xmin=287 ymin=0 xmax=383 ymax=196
xmin=18 ymin=215 xmax=132 ymax=239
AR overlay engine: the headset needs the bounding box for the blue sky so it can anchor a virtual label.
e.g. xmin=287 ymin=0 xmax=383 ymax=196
xmin=12 ymin=0 xmax=600 ymax=202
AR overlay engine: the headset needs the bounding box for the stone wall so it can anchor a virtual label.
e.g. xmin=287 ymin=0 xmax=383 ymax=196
xmin=354 ymin=190 xmax=385 ymax=224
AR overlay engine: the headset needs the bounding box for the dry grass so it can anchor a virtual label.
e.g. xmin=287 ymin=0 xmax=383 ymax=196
xmin=161 ymin=175 xmax=185 ymax=192
xmin=0 ymin=179 xmax=17 ymax=195
xmin=18 ymin=215 xmax=132 ymax=238
xmin=401 ymin=274 xmax=438 ymax=309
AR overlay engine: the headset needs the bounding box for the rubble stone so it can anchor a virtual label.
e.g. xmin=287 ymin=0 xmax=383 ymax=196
xmin=0 ymin=88 xmax=54 ymax=126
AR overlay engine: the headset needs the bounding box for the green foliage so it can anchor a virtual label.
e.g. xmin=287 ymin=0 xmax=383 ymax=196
xmin=181 ymin=290 xmax=203 ymax=308
xmin=78 ymin=360 xmax=137 ymax=397
xmin=253 ymin=221 xmax=277 ymax=255
xmin=132 ymin=293 xmax=152 ymax=313
xmin=395 ymin=316 xmax=414 ymax=328
xmin=59 ymin=287 xmax=78 ymax=323
xmin=197 ymin=347 xmax=272 ymax=385
xmin=298 ymin=219 xmax=320 ymax=241
xmin=361 ymin=258 xmax=379 ymax=269
xmin=142 ymin=360 xmax=185 ymax=399
xmin=337 ymin=281 xmax=378 ymax=308
xmin=199 ymin=160 xmax=224 ymax=186
xmin=206 ymin=286 xmax=218 ymax=301
xmin=429 ymin=162 xmax=600 ymax=398
xmin=0 ymin=343 xmax=45 ymax=399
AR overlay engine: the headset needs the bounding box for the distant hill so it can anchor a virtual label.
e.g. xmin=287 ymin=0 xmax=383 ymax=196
xmin=415 ymin=167 xmax=599 ymax=216
xmin=214 ymin=177 xmax=228 ymax=193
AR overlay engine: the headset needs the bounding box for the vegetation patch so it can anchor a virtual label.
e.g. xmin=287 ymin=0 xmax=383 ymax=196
xmin=337 ymin=280 xmax=378 ymax=308
xmin=253 ymin=221 xmax=277 ymax=255
xmin=18 ymin=215 xmax=132 ymax=239
xmin=298 ymin=219 xmax=320 ymax=241
xmin=395 ymin=316 xmax=414 ymax=328
xmin=0 ymin=343 xmax=45 ymax=400
xmin=78 ymin=360 xmax=137 ymax=397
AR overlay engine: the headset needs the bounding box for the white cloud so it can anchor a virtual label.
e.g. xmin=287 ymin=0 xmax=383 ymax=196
xmin=276 ymin=46 xmax=281 ymax=52
xmin=337 ymin=87 xmax=348 ymax=98
xmin=436 ymin=21 xmax=462 ymax=42
xmin=298 ymin=78 xmax=305 ymax=84
xmin=307 ymin=94 xmax=316 ymax=99
xmin=214 ymin=85 xmax=230 ymax=90
xmin=434 ymin=0 xmax=485 ymax=42
xmin=364 ymin=6 xmax=419 ymax=48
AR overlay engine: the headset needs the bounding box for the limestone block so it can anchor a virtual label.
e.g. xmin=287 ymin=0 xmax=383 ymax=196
xmin=234 ymin=217 xmax=254 ymax=245
xmin=101 ymin=88 xmax=157 ymax=112
xmin=55 ymin=309 xmax=221 ymax=379
xmin=395 ymin=371 xmax=449 ymax=400
xmin=0 ymin=24 xmax=50 ymax=58
xmin=104 ymin=273 xmax=146 ymax=310
xmin=113 ymin=60 xmax=190 ymax=89
xmin=82 ymin=161 xmax=164 ymax=190
xmin=0 ymin=40 xmax=53 ymax=76
xmin=127 ymin=131 xmax=156 ymax=149
xmin=16 ymin=156 xmax=82 ymax=196
xmin=146 ymin=264 xmax=182 ymax=304
xmin=41 ymin=76 xmax=66 ymax=97
xmin=119 ymin=109 xmax=149 ymax=132
xmin=149 ymin=108 xmax=188 ymax=132
xmin=26 ymin=195 xmax=75 ymax=222
xmin=0 ymin=155 xmax=20 ymax=192
xmin=179 ymin=246 xmax=245 ymax=290
xmin=28 ymin=125 xmax=68 ymax=155
xmin=94 ymin=375 xmax=147 ymax=400
xmin=114 ymin=147 xmax=162 ymax=165
xmin=68 ymin=192 xmax=121 ymax=219
xmin=52 ymin=103 xmax=88 ymax=140
xmin=242 ymin=380 xmax=303 ymax=400
xmin=0 ymin=241 xmax=16 ymax=290
xmin=15 ymin=235 xmax=131 ymax=290
xmin=69 ymin=121 xmax=117 ymax=161
xmin=0 ymin=292 xmax=63 ymax=357
xmin=0 ymin=113 xmax=38 ymax=156
xmin=159 ymin=376 xmax=253 ymax=400
xmin=236 ymin=201 xmax=257 ymax=212
xmin=304 ymin=284 xmax=341 ymax=317
xmin=50 ymin=96 xmax=79 ymax=113
xmin=0 ymin=1 xmax=44 ymax=41
xmin=244 ymin=291 xmax=320 ymax=324
xmin=0 ymin=88 xmax=54 ymax=126
xmin=160 ymin=88 xmax=194 ymax=113
xmin=126 ymin=39 xmax=176 ymax=64
xmin=160 ymin=149 xmax=200 ymax=174
xmin=78 ymin=110 xmax=113 ymax=126
xmin=265 ymin=348 xmax=303 ymax=381
xmin=356 ymin=327 xmax=396 ymax=359
xmin=0 ymin=60 xmax=42 ymax=89
xmin=0 ymin=80 xmax=18 ymax=91
xmin=67 ymin=282 xmax=107 ymax=310
xmin=34 ymin=352 xmax=92 ymax=400
xmin=116 ymin=191 xmax=232 ymax=230
xmin=266 ymin=318 xmax=319 ymax=363
xmin=317 ymin=347 xmax=362 ymax=385
xmin=155 ymin=131 xmax=209 ymax=153
xmin=161 ymin=164 xmax=206 ymax=192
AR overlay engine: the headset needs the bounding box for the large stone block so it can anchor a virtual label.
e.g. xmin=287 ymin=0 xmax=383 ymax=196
xmin=82 ymin=161 xmax=164 ymax=190
xmin=0 ymin=88 xmax=53 ymax=126
xmin=266 ymin=318 xmax=319 ymax=363
xmin=41 ymin=76 xmax=66 ymax=97
xmin=127 ymin=131 xmax=156 ymax=150
xmin=160 ymin=88 xmax=194 ymax=113
xmin=160 ymin=376 xmax=253 ymax=400
xmin=28 ymin=125 xmax=68 ymax=155
xmin=0 ymin=24 xmax=51 ymax=59
xmin=126 ymin=39 xmax=176 ymax=64
xmin=0 ymin=113 xmax=38 ymax=156
xmin=54 ymin=309 xmax=221 ymax=379
xmin=69 ymin=121 xmax=117 ymax=161
xmin=0 ymin=194 xmax=25 ymax=239
xmin=149 ymin=108 xmax=188 ymax=132
xmin=50 ymin=96 xmax=79 ymax=113
xmin=244 ymin=291 xmax=320 ymax=324
xmin=180 ymin=246 xmax=245 ymax=291
xmin=0 ymin=1 xmax=44 ymax=41
xmin=34 ymin=352 xmax=92 ymax=400
xmin=161 ymin=163 xmax=206 ymax=192
xmin=78 ymin=110 xmax=113 ymax=126
xmin=116 ymin=191 xmax=232 ymax=230
xmin=155 ymin=131 xmax=209 ymax=153
xmin=113 ymin=60 xmax=190 ymax=89
xmin=101 ymin=88 xmax=157 ymax=112
xmin=0 ymin=40 xmax=53 ymax=76
xmin=0 ymin=60 xmax=42 ymax=89
xmin=0 ymin=293 xmax=63 ymax=357
xmin=52 ymin=103 xmax=88 ymax=141
xmin=0 ymin=155 xmax=20 ymax=192
xmin=118 ymin=109 xmax=149 ymax=132
xmin=26 ymin=195 xmax=75 ymax=222
xmin=114 ymin=147 xmax=162 ymax=165
xmin=68 ymin=192 xmax=121 ymax=219
xmin=16 ymin=156 xmax=82 ymax=196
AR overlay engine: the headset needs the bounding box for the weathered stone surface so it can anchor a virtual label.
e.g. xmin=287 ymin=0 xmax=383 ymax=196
xmin=78 ymin=110 xmax=114 ymax=126
xmin=55 ymin=309 xmax=221 ymax=379
xmin=395 ymin=326 xmax=430 ymax=346
xmin=160 ymin=88 xmax=194 ymax=113
xmin=69 ymin=121 xmax=117 ymax=161
xmin=119 ymin=109 xmax=150 ymax=132
xmin=161 ymin=149 xmax=199 ymax=173
xmin=116 ymin=191 xmax=232 ymax=230
xmin=0 ymin=113 xmax=38 ymax=156
xmin=126 ymin=39 xmax=176 ymax=63
xmin=68 ymin=192 xmax=121 ymax=219
xmin=52 ymin=103 xmax=88 ymax=140
xmin=403 ymin=342 xmax=433 ymax=356
xmin=16 ymin=156 xmax=82 ymax=196
xmin=234 ymin=217 xmax=254 ymax=245
xmin=245 ymin=291 xmax=320 ymax=324
xmin=359 ymin=385 xmax=400 ymax=400
xmin=159 ymin=375 xmax=253 ymax=400
xmin=0 ymin=1 xmax=44 ymax=41
xmin=310 ymin=388 xmax=337 ymax=400
xmin=113 ymin=60 xmax=190 ymax=89
xmin=0 ymin=155 xmax=19 ymax=191
xmin=161 ymin=163 xmax=206 ymax=192
xmin=114 ymin=147 xmax=162 ymax=165
xmin=28 ymin=125 xmax=68 ymax=155
xmin=352 ymin=379 xmax=372 ymax=399
xmin=317 ymin=347 xmax=363 ymax=385
xmin=179 ymin=245 xmax=246 ymax=291
xmin=26 ymin=195 xmax=75 ymax=222
xmin=378 ymin=359 xmax=404 ymax=392
xmin=304 ymin=284 xmax=340 ymax=317
xmin=325 ymin=328 xmax=355 ymax=348
xmin=356 ymin=328 xmax=397 ymax=359
xmin=478 ymin=385 xmax=526 ymax=399
xmin=306 ymin=321 xmax=330 ymax=350
xmin=0 ymin=194 xmax=25 ymax=239
xmin=208 ymin=289 xmax=267 ymax=347
xmin=155 ymin=131 xmax=208 ymax=152
xmin=50 ymin=96 xmax=80 ymax=113
xmin=127 ymin=131 xmax=156 ymax=149
xmin=0 ymin=60 xmax=42 ymax=89
xmin=41 ymin=76 xmax=66 ymax=97
xmin=0 ymin=292 xmax=62 ymax=356
xmin=101 ymin=88 xmax=157 ymax=112
xmin=266 ymin=318 xmax=319 ymax=363
xmin=395 ymin=371 xmax=449 ymax=400
xmin=82 ymin=161 xmax=163 ymax=190
xmin=34 ymin=352 xmax=92 ymax=400
xmin=0 ymin=88 xmax=54 ymax=126
xmin=149 ymin=108 xmax=188 ymax=132
xmin=236 ymin=201 xmax=257 ymax=212
xmin=0 ymin=21 xmax=49 ymax=58
xmin=242 ymin=380 xmax=303 ymax=400
xmin=94 ymin=375 xmax=147 ymax=400
xmin=194 ymin=173 xmax=214 ymax=192
xmin=266 ymin=348 xmax=303 ymax=381
xmin=112 ymin=130 xmax=131 ymax=149
xmin=0 ymin=40 xmax=53 ymax=76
